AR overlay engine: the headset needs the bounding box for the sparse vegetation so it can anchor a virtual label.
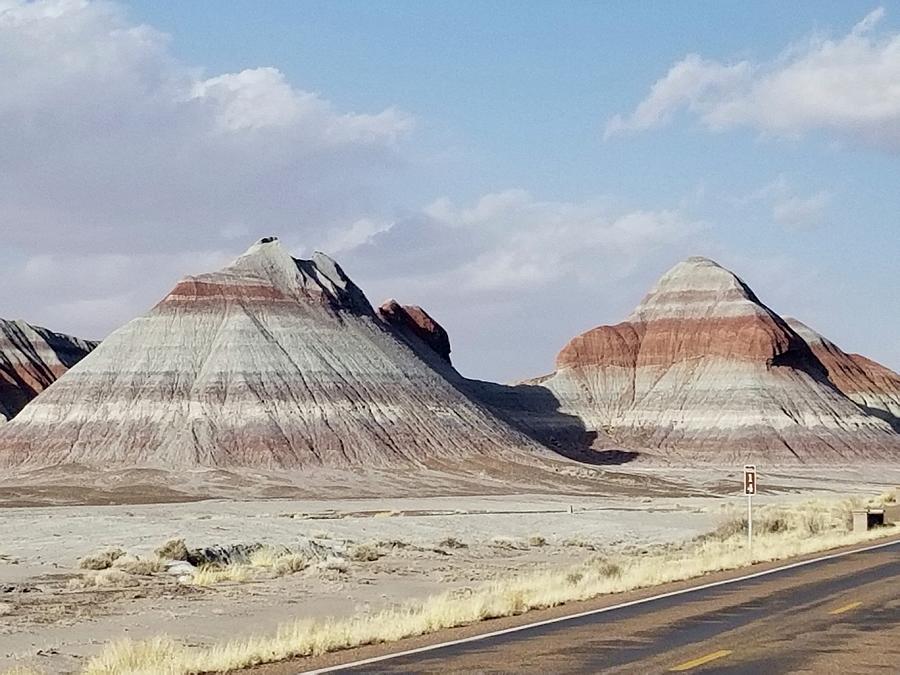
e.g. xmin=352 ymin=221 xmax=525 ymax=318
xmin=84 ymin=498 xmax=897 ymax=675
xmin=438 ymin=537 xmax=468 ymax=550
xmin=191 ymin=564 xmax=252 ymax=587
xmin=490 ymin=536 xmax=528 ymax=550
xmin=155 ymin=539 xmax=189 ymax=561
xmin=1 ymin=666 xmax=45 ymax=675
xmin=78 ymin=548 xmax=126 ymax=571
xmin=188 ymin=546 xmax=313 ymax=586
xmin=528 ymin=535 xmax=547 ymax=547
xmin=112 ymin=555 xmax=165 ymax=576
xmin=349 ymin=543 xmax=382 ymax=562
xmin=68 ymin=569 xmax=138 ymax=590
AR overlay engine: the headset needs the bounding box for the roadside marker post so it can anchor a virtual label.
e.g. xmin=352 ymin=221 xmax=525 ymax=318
xmin=744 ymin=464 xmax=757 ymax=556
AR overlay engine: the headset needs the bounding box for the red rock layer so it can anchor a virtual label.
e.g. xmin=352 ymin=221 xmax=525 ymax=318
xmin=0 ymin=320 xmax=97 ymax=421
xmin=786 ymin=318 xmax=900 ymax=428
xmin=531 ymin=257 xmax=900 ymax=462
xmin=0 ymin=238 xmax=548 ymax=470
xmin=378 ymin=299 xmax=452 ymax=364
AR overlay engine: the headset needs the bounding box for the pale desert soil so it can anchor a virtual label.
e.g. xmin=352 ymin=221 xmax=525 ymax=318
xmin=1 ymin=465 xmax=898 ymax=674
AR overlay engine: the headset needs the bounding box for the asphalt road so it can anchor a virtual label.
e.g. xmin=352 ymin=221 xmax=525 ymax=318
xmin=307 ymin=538 xmax=900 ymax=674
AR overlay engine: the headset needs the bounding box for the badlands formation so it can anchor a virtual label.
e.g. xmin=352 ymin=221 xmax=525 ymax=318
xmin=786 ymin=317 xmax=900 ymax=430
xmin=0 ymin=319 xmax=95 ymax=422
xmin=529 ymin=257 xmax=900 ymax=462
xmin=0 ymin=238 xmax=551 ymax=471
xmin=1 ymin=243 xmax=898 ymax=477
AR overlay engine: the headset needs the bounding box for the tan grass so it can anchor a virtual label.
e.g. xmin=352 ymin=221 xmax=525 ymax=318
xmin=349 ymin=543 xmax=382 ymax=562
xmin=68 ymin=569 xmax=139 ymax=590
xmin=189 ymin=547 xmax=311 ymax=586
xmin=155 ymin=539 xmax=189 ymax=561
xmin=189 ymin=564 xmax=253 ymax=587
xmin=83 ymin=498 xmax=897 ymax=675
xmin=1 ymin=666 xmax=46 ymax=675
xmin=78 ymin=548 xmax=126 ymax=571
xmin=113 ymin=555 xmax=165 ymax=576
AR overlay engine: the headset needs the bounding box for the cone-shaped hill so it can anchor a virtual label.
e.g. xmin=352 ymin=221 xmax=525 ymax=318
xmin=1 ymin=319 xmax=96 ymax=422
xmin=0 ymin=237 xmax=550 ymax=469
xmin=528 ymin=257 xmax=900 ymax=462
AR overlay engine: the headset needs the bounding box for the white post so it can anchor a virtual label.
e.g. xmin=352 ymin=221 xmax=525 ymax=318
xmin=747 ymin=491 xmax=753 ymax=558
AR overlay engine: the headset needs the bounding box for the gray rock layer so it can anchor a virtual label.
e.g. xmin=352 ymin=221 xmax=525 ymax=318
xmin=0 ymin=319 xmax=96 ymax=422
xmin=0 ymin=238 xmax=547 ymax=469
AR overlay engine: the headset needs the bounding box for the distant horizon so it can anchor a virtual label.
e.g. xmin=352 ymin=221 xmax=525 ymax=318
xmin=1 ymin=1 xmax=898 ymax=381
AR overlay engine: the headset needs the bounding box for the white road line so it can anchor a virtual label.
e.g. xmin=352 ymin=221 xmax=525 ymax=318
xmin=303 ymin=537 xmax=900 ymax=674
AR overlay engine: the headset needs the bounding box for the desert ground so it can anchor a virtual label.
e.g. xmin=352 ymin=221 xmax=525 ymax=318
xmin=2 ymin=465 xmax=899 ymax=674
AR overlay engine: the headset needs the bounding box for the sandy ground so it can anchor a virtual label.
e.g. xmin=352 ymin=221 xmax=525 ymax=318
xmin=1 ymin=465 xmax=898 ymax=674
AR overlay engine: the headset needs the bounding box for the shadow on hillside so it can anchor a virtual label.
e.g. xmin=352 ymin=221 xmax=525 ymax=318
xmin=858 ymin=404 xmax=900 ymax=433
xmin=460 ymin=379 xmax=640 ymax=466
xmin=382 ymin=316 xmax=639 ymax=466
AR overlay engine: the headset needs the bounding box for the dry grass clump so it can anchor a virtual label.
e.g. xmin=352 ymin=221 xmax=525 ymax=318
xmin=876 ymin=489 xmax=897 ymax=505
xmin=191 ymin=564 xmax=253 ymax=587
xmin=273 ymin=554 xmax=310 ymax=577
xmin=189 ymin=547 xmax=312 ymax=586
xmin=528 ymin=536 xmax=547 ymax=547
xmin=249 ymin=547 xmax=311 ymax=577
xmin=84 ymin=498 xmax=897 ymax=675
xmin=112 ymin=555 xmax=165 ymax=576
xmin=155 ymin=539 xmax=189 ymax=561
xmin=438 ymin=537 xmax=468 ymax=550
xmin=490 ymin=536 xmax=528 ymax=550
xmin=78 ymin=548 xmax=126 ymax=571
xmin=68 ymin=569 xmax=138 ymax=590
xmin=349 ymin=543 xmax=382 ymax=562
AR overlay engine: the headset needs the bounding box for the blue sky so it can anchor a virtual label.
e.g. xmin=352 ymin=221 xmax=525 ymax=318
xmin=1 ymin=1 xmax=898 ymax=380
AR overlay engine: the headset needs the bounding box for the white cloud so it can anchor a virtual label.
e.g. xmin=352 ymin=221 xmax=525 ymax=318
xmin=736 ymin=176 xmax=831 ymax=229
xmin=606 ymin=8 xmax=900 ymax=150
xmin=0 ymin=0 xmax=414 ymax=338
xmin=333 ymin=190 xmax=704 ymax=379
xmin=351 ymin=190 xmax=700 ymax=294
xmin=0 ymin=0 xmax=413 ymax=255
xmin=605 ymin=55 xmax=751 ymax=139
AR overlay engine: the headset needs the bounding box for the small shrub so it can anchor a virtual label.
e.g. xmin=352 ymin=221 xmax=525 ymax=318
xmin=528 ymin=536 xmax=547 ymax=548
xmin=68 ymin=569 xmax=137 ymax=590
xmin=350 ymin=544 xmax=382 ymax=562
xmin=155 ymin=539 xmax=189 ymax=561
xmin=438 ymin=537 xmax=468 ymax=550
xmin=566 ymin=572 xmax=583 ymax=586
xmin=594 ymin=560 xmax=622 ymax=578
xmin=113 ymin=556 xmax=164 ymax=576
xmin=273 ymin=554 xmax=310 ymax=576
xmin=78 ymin=548 xmax=126 ymax=571
xmin=190 ymin=564 xmax=252 ymax=587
